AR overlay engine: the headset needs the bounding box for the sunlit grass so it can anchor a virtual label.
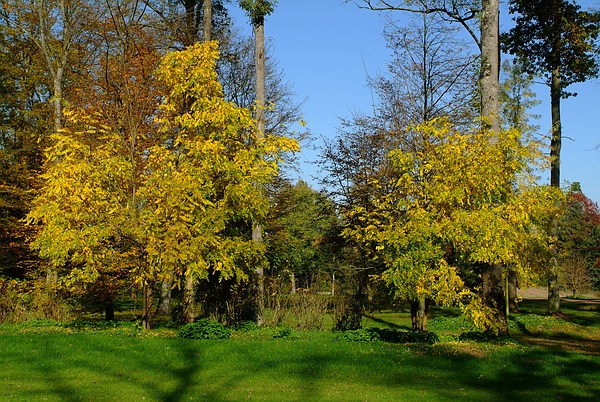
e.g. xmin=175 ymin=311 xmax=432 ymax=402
xmin=1 ymin=300 xmax=599 ymax=402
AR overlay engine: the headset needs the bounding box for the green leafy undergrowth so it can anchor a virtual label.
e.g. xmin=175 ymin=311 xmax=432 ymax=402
xmin=178 ymin=319 xmax=231 ymax=340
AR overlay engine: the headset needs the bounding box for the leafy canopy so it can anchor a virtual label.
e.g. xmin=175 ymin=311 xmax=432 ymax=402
xmin=28 ymin=41 xmax=299 ymax=293
xmin=344 ymin=119 xmax=562 ymax=327
xmin=502 ymin=0 xmax=600 ymax=95
xmin=239 ymin=0 xmax=277 ymax=23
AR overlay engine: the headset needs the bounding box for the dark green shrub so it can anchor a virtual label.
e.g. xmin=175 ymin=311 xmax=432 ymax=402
xmin=340 ymin=327 xmax=440 ymax=344
xmin=340 ymin=328 xmax=381 ymax=342
xmin=178 ymin=319 xmax=230 ymax=340
xmin=232 ymin=321 xmax=259 ymax=332
xmin=374 ymin=328 xmax=439 ymax=344
xmin=333 ymin=296 xmax=364 ymax=331
xmin=272 ymin=326 xmax=293 ymax=339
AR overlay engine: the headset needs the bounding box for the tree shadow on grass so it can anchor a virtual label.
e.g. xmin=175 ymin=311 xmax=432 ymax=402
xmin=363 ymin=314 xmax=411 ymax=330
xmin=515 ymin=332 xmax=600 ymax=356
xmin=471 ymin=349 xmax=600 ymax=401
xmin=10 ymin=332 xmax=212 ymax=402
xmin=5 ymin=326 xmax=600 ymax=401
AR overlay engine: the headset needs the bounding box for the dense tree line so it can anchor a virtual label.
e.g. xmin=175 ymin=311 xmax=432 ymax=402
xmin=1 ymin=0 xmax=599 ymax=333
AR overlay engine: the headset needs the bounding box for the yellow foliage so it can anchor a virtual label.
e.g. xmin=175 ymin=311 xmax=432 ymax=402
xmin=28 ymin=41 xmax=298 ymax=295
xmin=346 ymin=118 xmax=561 ymax=320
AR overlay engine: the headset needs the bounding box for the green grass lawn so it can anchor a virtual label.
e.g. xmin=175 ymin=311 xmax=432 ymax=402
xmin=1 ymin=300 xmax=599 ymax=401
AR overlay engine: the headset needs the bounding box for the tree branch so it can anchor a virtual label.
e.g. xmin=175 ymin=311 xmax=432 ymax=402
xmin=350 ymin=0 xmax=481 ymax=48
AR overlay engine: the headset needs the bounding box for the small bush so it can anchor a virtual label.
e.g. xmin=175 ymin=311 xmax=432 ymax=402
xmin=272 ymin=326 xmax=293 ymax=339
xmin=287 ymin=291 xmax=329 ymax=330
xmin=560 ymin=256 xmax=593 ymax=298
xmin=333 ymin=296 xmax=363 ymax=331
xmin=375 ymin=328 xmax=439 ymax=344
xmin=232 ymin=321 xmax=259 ymax=332
xmin=178 ymin=319 xmax=230 ymax=340
xmin=0 ymin=279 xmax=72 ymax=323
xmin=340 ymin=328 xmax=381 ymax=342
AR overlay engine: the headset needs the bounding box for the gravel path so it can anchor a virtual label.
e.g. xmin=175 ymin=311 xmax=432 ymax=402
xmin=519 ymin=287 xmax=600 ymax=303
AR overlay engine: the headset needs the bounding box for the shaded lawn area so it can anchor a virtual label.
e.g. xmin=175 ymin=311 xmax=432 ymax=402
xmin=1 ymin=327 xmax=599 ymax=401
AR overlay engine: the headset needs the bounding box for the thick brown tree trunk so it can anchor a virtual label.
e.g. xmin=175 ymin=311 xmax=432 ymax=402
xmin=479 ymin=1 xmax=505 ymax=331
xmin=508 ymin=272 xmax=519 ymax=313
xmin=481 ymin=263 xmax=507 ymax=331
xmin=410 ymin=298 xmax=430 ymax=332
xmin=105 ymin=302 xmax=115 ymax=321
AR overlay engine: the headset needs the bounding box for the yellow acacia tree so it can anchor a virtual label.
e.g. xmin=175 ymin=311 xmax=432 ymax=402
xmin=28 ymin=41 xmax=298 ymax=328
xmin=27 ymin=109 xmax=138 ymax=317
xmin=344 ymin=119 xmax=563 ymax=333
xmin=142 ymin=41 xmax=298 ymax=323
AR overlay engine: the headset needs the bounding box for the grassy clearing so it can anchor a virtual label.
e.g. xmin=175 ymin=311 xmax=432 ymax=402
xmin=1 ymin=299 xmax=599 ymax=401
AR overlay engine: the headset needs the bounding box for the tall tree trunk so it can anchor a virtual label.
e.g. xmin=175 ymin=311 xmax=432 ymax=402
xmin=156 ymin=276 xmax=174 ymax=316
xmin=44 ymin=48 xmax=65 ymax=288
xmin=550 ymin=67 xmax=562 ymax=188
xmin=252 ymin=15 xmax=266 ymax=327
xmin=141 ymin=281 xmax=154 ymax=330
xmin=180 ymin=0 xmax=204 ymax=319
xmin=202 ymin=0 xmax=212 ymax=42
xmin=480 ymin=0 xmax=500 ymax=132
xmin=183 ymin=272 xmax=197 ymax=323
xmin=52 ymin=69 xmax=63 ymax=132
xmin=410 ymin=298 xmax=430 ymax=332
xmin=547 ymin=67 xmax=561 ymax=314
xmin=105 ymin=301 xmax=115 ymax=321
xmin=508 ymin=272 xmax=519 ymax=313
xmin=290 ymin=271 xmax=296 ymax=294
xmin=479 ymin=0 xmax=504 ymax=330
xmin=481 ymin=263 xmax=507 ymax=331
xmin=184 ymin=0 xmax=198 ymax=46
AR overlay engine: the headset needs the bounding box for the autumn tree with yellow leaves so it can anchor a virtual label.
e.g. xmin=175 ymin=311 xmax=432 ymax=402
xmin=344 ymin=119 xmax=562 ymax=333
xmin=28 ymin=41 xmax=298 ymax=329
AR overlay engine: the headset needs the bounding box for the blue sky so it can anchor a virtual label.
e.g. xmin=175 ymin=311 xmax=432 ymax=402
xmin=228 ymin=0 xmax=600 ymax=204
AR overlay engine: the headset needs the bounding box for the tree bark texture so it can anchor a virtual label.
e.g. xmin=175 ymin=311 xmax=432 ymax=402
xmin=184 ymin=0 xmax=198 ymax=46
xmin=410 ymin=298 xmax=430 ymax=332
xmin=202 ymin=0 xmax=212 ymax=42
xmin=481 ymin=263 xmax=507 ymax=331
xmin=252 ymin=15 xmax=266 ymax=326
xmin=548 ymin=215 xmax=561 ymax=313
xmin=183 ymin=272 xmax=197 ymax=323
xmin=480 ymin=0 xmax=500 ymax=132
xmin=142 ymin=282 xmax=154 ymax=330
xmin=550 ymin=66 xmax=562 ymax=187
xmin=156 ymin=276 xmax=174 ymax=316
xmin=508 ymin=272 xmax=519 ymax=313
